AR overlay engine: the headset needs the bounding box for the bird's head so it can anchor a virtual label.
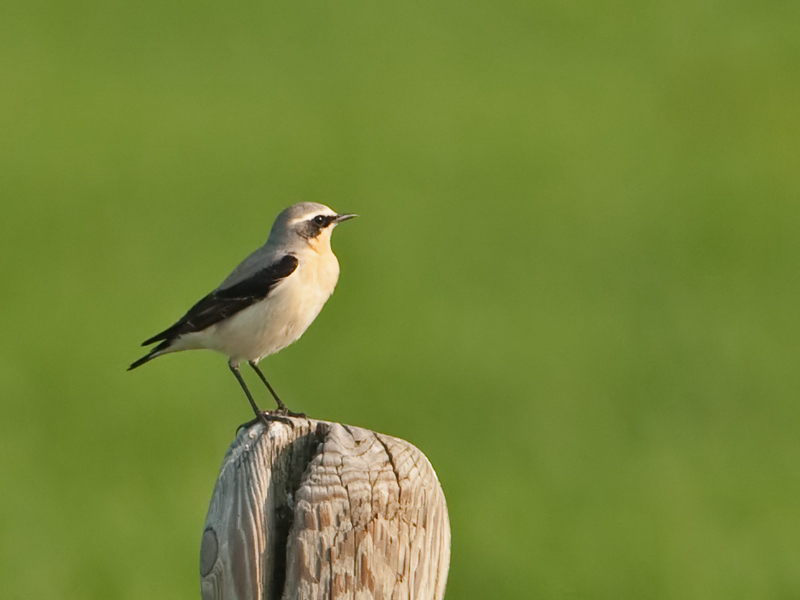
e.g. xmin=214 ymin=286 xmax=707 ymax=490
xmin=271 ymin=202 xmax=357 ymax=253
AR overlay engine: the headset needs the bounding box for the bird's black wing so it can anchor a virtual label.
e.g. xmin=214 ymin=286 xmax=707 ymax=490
xmin=141 ymin=254 xmax=299 ymax=346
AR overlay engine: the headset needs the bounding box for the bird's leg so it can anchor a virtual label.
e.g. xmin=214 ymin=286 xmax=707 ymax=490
xmin=229 ymin=363 xmax=296 ymax=430
xmin=228 ymin=363 xmax=265 ymax=419
xmin=248 ymin=361 xmax=306 ymax=417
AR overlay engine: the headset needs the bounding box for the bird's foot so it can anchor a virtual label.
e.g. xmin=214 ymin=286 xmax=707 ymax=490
xmin=237 ymin=410 xmax=304 ymax=432
xmin=272 ymin=398 xmax=306 ymax=418
xmin=273 ymin=406 xmax=307 ymax=419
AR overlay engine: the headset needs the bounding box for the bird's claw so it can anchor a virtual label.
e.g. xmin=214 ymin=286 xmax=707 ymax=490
xmin=237 ymin=409 xmax=305 ymax=432
xmin=273 ymin=406 xmax=307 ymax=419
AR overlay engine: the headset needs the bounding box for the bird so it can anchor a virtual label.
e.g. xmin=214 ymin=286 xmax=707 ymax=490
xmin=129 ymin=202 xmax=357 ymax=422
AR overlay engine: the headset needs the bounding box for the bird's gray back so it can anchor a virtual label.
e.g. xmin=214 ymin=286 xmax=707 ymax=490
xmin=217 ymin=243 xmax=288 ymax=290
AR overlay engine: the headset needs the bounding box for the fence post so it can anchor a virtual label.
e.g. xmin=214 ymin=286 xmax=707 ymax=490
xmin=200 ymin=417 xmax=450 ymax=600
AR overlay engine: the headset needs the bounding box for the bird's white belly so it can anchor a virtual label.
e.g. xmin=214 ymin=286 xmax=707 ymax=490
xmin=191 ymin=255 xmax=339 ymax=363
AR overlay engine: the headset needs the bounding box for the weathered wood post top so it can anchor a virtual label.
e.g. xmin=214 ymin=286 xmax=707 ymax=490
xmin=200 ymin=417 xmax=451 ymax=600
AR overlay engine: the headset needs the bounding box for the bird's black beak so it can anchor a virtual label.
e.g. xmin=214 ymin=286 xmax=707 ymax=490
xmin=335 ymin=213 xmax=358 ymax=223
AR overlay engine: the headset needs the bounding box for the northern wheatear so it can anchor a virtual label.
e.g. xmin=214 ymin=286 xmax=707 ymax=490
xmin=129 ymin=202 xmax=356 ymax=420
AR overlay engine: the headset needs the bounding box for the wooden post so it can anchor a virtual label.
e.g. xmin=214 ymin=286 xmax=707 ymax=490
xmin=200 ymin=417 xmax=451 ymax=600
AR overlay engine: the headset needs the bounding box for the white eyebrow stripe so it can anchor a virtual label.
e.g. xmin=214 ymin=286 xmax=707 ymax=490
xmin=288 ymin=212 xmax=336 ymax=225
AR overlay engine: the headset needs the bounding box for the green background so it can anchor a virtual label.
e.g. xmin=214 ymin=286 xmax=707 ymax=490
xmin=1 ymin=0 xmax=799 ymax=598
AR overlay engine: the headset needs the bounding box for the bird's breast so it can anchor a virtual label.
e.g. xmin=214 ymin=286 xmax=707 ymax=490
xmin=209 ymin=251 xmax=340 ymax=362
xmin=297 ymin=250 xmax=340 ymax=298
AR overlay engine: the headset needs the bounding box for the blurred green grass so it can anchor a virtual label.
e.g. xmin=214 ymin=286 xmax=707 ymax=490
xmin=1 ymin=0 xmax=799 ymax=597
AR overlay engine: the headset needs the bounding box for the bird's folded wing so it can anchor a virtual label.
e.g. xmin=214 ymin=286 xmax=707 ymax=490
xmin=141 ymin=254 xmax=299 ymax=345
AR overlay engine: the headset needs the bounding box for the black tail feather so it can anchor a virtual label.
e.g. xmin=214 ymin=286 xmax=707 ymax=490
xmin=128 ymin=340 xmax=171 ymax=370
xmin=141 ymin=327 xmax=177 ymax=347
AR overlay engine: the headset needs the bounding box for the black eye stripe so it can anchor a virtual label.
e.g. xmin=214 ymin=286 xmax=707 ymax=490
xmin=312 ymin=215 xmax=337 ymax=227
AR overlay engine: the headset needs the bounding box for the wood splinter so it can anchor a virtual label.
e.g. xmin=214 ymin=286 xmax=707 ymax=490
xmin=200 ymin=417 xmax=451 ymax=600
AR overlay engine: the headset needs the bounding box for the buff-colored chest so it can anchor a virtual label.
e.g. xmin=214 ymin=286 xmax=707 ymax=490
xmin=195 ymin=248 xmax=340 ymax=362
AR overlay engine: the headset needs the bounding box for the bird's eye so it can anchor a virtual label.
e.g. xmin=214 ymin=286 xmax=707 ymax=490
xmin=313 ymin=215 xmax=326 ymax=226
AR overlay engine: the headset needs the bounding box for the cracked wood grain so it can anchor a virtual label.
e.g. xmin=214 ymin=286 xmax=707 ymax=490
xmin=200 ymin=418 xmax=450 ymax=600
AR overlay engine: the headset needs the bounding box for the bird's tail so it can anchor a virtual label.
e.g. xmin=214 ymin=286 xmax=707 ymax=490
xmin=128 ymin=340 xmax=172 ymax=371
